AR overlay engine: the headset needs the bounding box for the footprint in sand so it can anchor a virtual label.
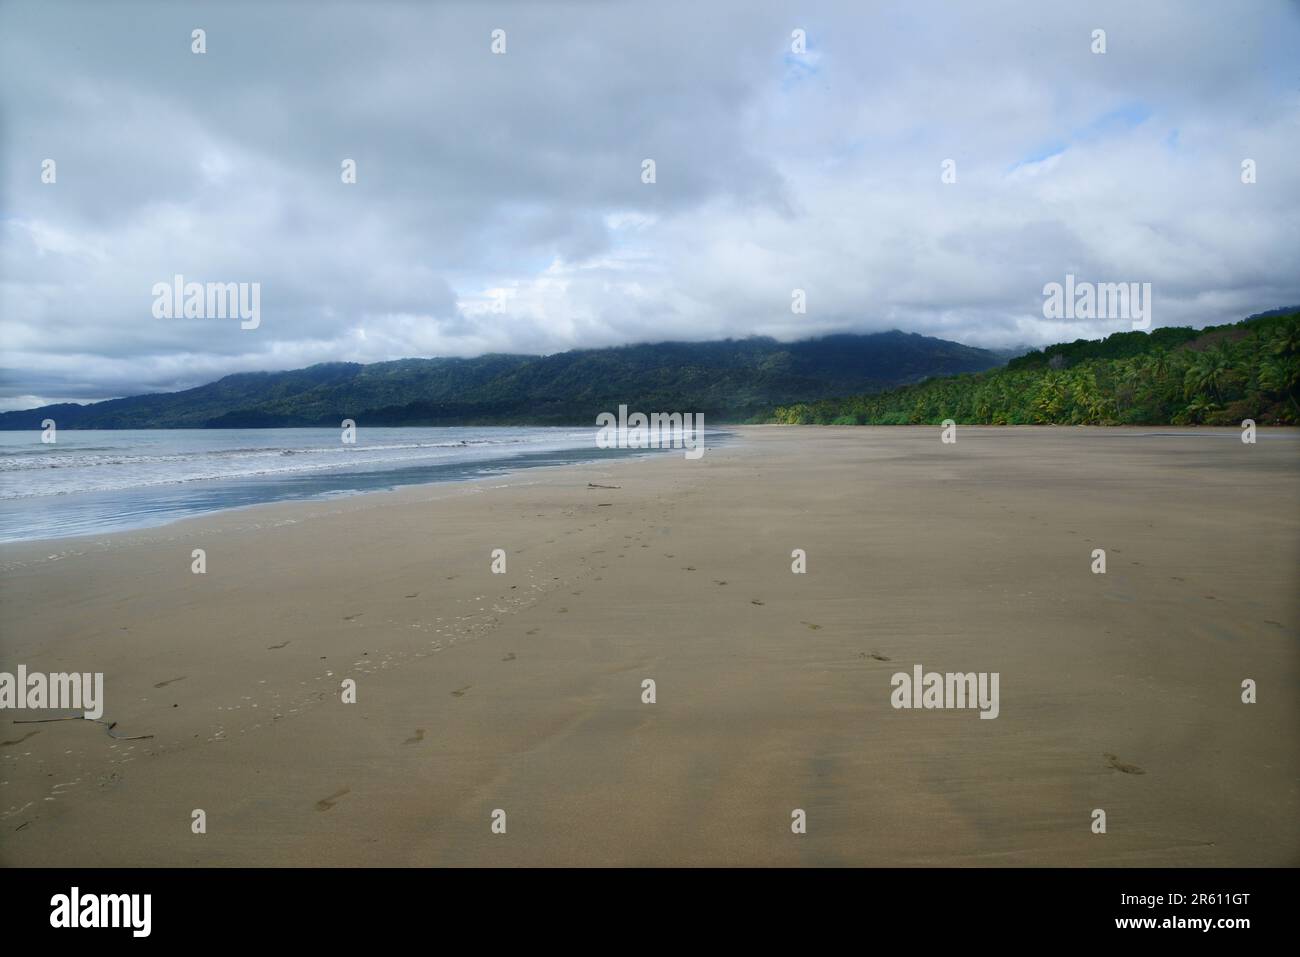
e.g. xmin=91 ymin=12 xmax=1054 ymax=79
xmin=315 ymin=788 xmax=350 ymax=811
xmin=267 ymin=640 xmax=291 ymax=650
xmin=502 ymin=652 xmax=516 ymax=662
xmin=402 ymin=729 xmax=425 ymax=746
xmin=153 ymin=676 xmax=187 ymax=688
xmin=451 ymin=686 xmax=471 ymax=697
xmin=1104 ymin=753 xmax=1145 ymax=775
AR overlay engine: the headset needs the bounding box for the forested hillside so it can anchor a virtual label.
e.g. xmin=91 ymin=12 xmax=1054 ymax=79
xmin=771 ymin=311 xmax=1300 ymax=426
xmin=0 ymin=331 xmax=999 ymax=429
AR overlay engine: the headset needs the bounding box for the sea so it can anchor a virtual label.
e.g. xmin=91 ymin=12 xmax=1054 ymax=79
xmin=0 ymin=427 xmax=723 ymax=543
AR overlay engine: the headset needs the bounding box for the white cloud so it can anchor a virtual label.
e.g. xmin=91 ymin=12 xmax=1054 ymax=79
xmin=1 ymin=0 xmax=1297 ymax=407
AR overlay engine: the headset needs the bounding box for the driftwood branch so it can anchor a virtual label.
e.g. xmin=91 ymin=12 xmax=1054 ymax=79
xmin=12 ymin=716 xmax=154 ymax=740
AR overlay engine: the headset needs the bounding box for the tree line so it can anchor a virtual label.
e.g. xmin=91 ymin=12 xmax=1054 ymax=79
xmin=771 ymin=311 xmax=1300 ymax=427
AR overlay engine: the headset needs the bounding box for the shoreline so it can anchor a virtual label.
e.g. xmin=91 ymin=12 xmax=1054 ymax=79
xmin=0 ymin=449 xmax=694 ymax=570
xmin=0 ymin=429 xmax=735 ymax=551
xmin=5 ymin=424 xmax=1290 ymax=555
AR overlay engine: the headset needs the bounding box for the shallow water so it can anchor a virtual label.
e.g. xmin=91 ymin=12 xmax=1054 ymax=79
xmin=0 ymin=427 xmax=721 ymax=542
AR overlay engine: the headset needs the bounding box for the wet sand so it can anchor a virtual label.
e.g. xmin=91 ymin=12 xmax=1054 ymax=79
xmin=1 ymin=426 xmax=1297 ymax=866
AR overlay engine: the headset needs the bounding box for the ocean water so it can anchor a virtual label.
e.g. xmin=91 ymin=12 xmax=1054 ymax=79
xmin=0 ymin=427 xmax=720 ymax=543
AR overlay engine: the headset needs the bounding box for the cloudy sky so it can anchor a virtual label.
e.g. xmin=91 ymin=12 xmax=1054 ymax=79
xmin=2 ymin=0 xmax=1298 ymax=409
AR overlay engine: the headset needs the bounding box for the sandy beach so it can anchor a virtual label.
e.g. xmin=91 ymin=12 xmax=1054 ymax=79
xmin=1 ymin=426 xmax=1297 ymax=866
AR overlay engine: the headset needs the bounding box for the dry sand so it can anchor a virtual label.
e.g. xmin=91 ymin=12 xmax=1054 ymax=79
xmin=1 ymin=426 xmax=1297 ymax=866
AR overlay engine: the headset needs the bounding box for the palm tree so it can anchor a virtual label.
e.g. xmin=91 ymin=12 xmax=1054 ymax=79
xmin=1270 ymin=322 xmax=1300 ymax=358
xmin=1184 ymin=347 xmax=1232 ymax=402
xmin=1182 ymin=396 xmax=1219 ymax=424
xmin=1258 ymin=354 xmax=1300 ymax=417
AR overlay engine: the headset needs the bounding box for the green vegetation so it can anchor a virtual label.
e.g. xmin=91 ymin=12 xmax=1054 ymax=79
xmin=10 ymin=311 xmax=1298 ymax=431
xmin=771 ymin=311 xmax=1300 ymax=427
xmin=0 ymin=331 xmax=998 ymax=429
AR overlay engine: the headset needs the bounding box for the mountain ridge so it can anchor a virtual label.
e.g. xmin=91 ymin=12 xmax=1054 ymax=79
xmin=0 ymin=329 xmax=1000 ymax=429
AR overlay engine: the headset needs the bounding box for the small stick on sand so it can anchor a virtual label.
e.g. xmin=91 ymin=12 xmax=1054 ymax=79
xmin=13 ymin=716 xmax=154 ymax=741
